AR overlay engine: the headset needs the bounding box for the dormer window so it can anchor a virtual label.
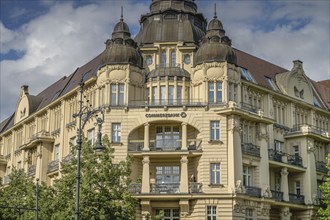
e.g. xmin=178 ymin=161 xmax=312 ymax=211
xmin=240 ymin=68 xmax=255 ymax=82
xmin=299 ymin=90 xmax=304 ymax=99
xmin=294 ymin=86 xmax=299 ymax=97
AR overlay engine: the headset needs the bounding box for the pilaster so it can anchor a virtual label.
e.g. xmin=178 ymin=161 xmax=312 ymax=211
xmin=180 ymin=155 xmax=189 ymax=193
xmin=141 ymin=156 xmax=150 ymax=193
xmin=281 ymin=167 xmax=289 ymax=202
xmin=181 ymin=123 xmax=187 ymax=150
xmin=144 ymin=123 xmax=150 ymax=151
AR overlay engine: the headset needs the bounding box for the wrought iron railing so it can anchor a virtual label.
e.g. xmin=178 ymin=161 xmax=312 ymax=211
xmin=62 ymin=154 xmax=73 ymax=164
xmin=128 ymin=99 xmax=206 ymax=107
xmin=287 ymin=154 xmax=303 ymax=167
xmin=241 ymin=143 xmax=260 ymax=157
xmin=240 ymin=102 xmax=259 ymax=113
xmin=27 ymin=165 xmax=36 ymax=176
xmin=271 ymin=190 xmax=283 ymax=201
xmin=289 ymin=193 xmax=305 ymax=204
xmin=316 ymin=161 xmax=328 ymax=173
xmin=189 ymin=182 xmax=203 ymax=193
xmin=244 ymin=186 xmax=261 ymax=197
xmin=268 ymin=149 xmax=283 ymax=162
xmin=128 ymin=183 xmax=142 ymax=194
xmin=47 ymin=160 xmax=59 ymax=173
xmin=150 ymin=183 xmax=180 ymax=194
xmin=3 ymin=175 xmax=10 ymax=185
xmin=128 ymin=139 xmax=202 ymax=152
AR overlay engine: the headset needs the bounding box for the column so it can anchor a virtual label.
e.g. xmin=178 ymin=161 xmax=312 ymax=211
xmin=257 ymin=123 xmax=270 ymax=197
xmin=281 ymin=167 xmax=289 ymax=202
xmin=181 ymin=123 xmax=187 ymax=150
xmin=144 ymin=123 xmax=150 ymax=151
xmin=141 ymin=156 xmax=150 ymax=193
xmin=141 ymin=200 xmax=151 ymax=220
xmin=227 ymin=115 xmax=243 ymax=193
xmin=304 ymin=138 xmax=317 ymax=204
xmin=180 ymin=156 xmax=189 ymax=193
xmin=280 ymin=207 xmax=291 ymax=220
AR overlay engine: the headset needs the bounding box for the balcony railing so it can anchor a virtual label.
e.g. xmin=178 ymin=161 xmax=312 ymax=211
xmin=289 ymin=193 xmax=305 ymax=204
xmin=241 ymin=143 xmax=260 ymax=157
xmin=287 ymin=154 xmax=303 ymax=167
xmin=28 ymin=165 xmax=36 ymax=176
xmin=268 ymin=149 xmax=283 ymax=162
xmin=29 ymin=130 xmax=51 ymax=142
xmin=2 ymin=175 xmax=10 ymax=185
xmin=62 ymin=154 xmax=73 ymax=164
xmin=128 ymin=139 xmax=202 ymax=152
xmin=316 ymin=161 xmax=328 ymax=173
xmin=128 ymin=99 xmax=206 ymax=107
xmin=47 ymin=160 xmax=59 ymax=173
xmin=271 ymin=190 xmax=283 ymax=201
xmin=128 ymin=183 xmax=142 ymax=194
xmin=150 ymin=183 xmax=180 ymax=194
xmin=290 ymin=124 xmax=329 ymax=138
xmin=156 ymin=63 xmax=180 ymax=68
xmin=189 ymin=182 xmax=203 ymax=193
xmin=244 ymin=186 xmax=261 ymax=197
xmin=240 ymin=102 xmax=259 ymax=113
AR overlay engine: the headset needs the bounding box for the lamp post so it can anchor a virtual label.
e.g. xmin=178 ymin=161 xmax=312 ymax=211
xmin=73 ymin=76 xmax=105 ymax=220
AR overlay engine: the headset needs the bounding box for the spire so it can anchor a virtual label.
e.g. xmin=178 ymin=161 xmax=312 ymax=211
xmin=214 ymin=3 xmax=217 ymax=18
xmin=120 ymin=6 xmax=123 ymax=21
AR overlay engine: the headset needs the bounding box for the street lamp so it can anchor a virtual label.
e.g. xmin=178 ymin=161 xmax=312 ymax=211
xmin=73 ymin=76 xmax=105 ymax=220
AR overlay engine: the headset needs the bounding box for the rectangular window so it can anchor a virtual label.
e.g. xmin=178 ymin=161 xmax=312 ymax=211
xmin=208 ymin=82 xmax=215 ymax=103
xmin=210 ymin=121 xmax=220 ymax=141
xmin=161 ymin=50 xmax=166 ymax=66
xmin=274 ymin=140 xmax=284 ymax=152
xmin=160 ymin=86 xmax=166 ymax=105
xmin=156 ymin=166 xmax=180 ymax=183
xmin=87 ymin=128 xmax=95 ymax=145
xmin=210 ymin=163 xmax=220 ymax=185
xmin=99 ymin=87 xmax=105 ymax=106
xmin=171 ymin=50 xmax=176 ymax=67
xmin=177 ymin=86 xmax=182 ymax=104
xmin=216 ymin=82 xmax=222 ymax=103
xmin=152 ymin=86 xmax=158 ymax=105
xmin=155 ymin=208 xmax=180 ymax=220
xmin=295 ymin=181 xmax=301 ymax=195
xmin=119 ymin=84 xmax=124 ymax=105
xmin=293 ymin=145 xmax=299 ymax=156
xmin=111 ymin=84 xmax=117 ymax=105
xmin=54 ymin=144 xmax=60 ymax=160
xmin=207 ymin=206 xmax=217 ymax=220
xmin=245 ymin=208 xmax=254 ymax=220
xmin=112 ymin=123 xmax=121 ymax=143
xmin=168 ymin=86 xmax=174 ymax=105
xmin=243 ymin=166 xmax=252 ymax=186
xmin=111 ymin=84 xmax=124 ymax=105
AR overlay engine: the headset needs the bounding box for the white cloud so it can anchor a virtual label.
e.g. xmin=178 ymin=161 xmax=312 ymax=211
xmin=0 ymin=0 xmax=329 ymax=121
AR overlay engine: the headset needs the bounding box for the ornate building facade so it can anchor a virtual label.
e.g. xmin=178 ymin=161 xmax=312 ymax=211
xmin=1 ymin=0 xmax=329 ymax=219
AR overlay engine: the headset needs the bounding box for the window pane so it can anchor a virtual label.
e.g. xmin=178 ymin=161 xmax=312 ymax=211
xmin=169 ymin=86 xmax=174 ymax=104
xmin=111 ymin=85 xmax=117 ymax=105
xmin=119 ymin=84 xmax=124 ymax=105
xmin=216 ymin=82 xmax=222 ymax=103
xmin=208 ymin=82 xmax=214 ymax=103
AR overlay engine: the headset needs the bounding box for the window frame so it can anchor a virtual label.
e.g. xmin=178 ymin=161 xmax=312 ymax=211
xmin=206 ymin=205 xmax=217 ymax=220
xmin=210 ymin=121 xmax=220 ymax=141
xmin=111 ymin=123 xmax=121 ymax=143
xmin=210 ymin=163 xmax=221 ymax=185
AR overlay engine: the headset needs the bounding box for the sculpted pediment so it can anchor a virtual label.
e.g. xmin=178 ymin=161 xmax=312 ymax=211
xmin=275 ymin=60 xmax=313 ymax=105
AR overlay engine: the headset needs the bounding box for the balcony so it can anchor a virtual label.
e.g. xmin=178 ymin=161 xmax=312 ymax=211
xmin=2 ymin=175 xmax=10 ymax=185
xmin=244 ymin=186 xmax=261 ymax=197
xmin=316 ymin=161 xmax=328 ymax=173
xmin=25 ymin=130 xmax=54 ymax=149
xmin=241 ymin=143 xmax=260 ymax=157
xmin=47 ymin=160 xmax=59 ymax=173
xmin=189 ymin=182 xmax=203 ymax=193
xmin=27 ymin=165 xmax=36 ymax=177
xmin=287 ymin=155 xmax=303 ymax=167
xmin=240 ymin=102 xmax=259 ymax=114
xmin=128 ymin=139 xmax=202 ymax=152
xmin=289 ymin=193 xmax=305 ymax=204
xmin=286 ymin=124 xmax=329 ymax=140
xmin=128 ymin=183 xmax=142 ymax=194
xmin=62 ymin=154 xmax=73 ymax=164
xmin=271 ymin=190 xmax=283 ymax=201
xmin=128 ymin=99 xmax=206 ymax=108
xmin=268 ymin=149 xmax=282 ymax=162
xmin=150 ymin=183 xmax=180 ymax=194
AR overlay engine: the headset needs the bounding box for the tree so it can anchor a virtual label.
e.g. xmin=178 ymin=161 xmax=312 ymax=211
xmin=49 ymin=135 xmax=137 ymax=219
xmin=318 ymin=155 xmax=330 ymax=219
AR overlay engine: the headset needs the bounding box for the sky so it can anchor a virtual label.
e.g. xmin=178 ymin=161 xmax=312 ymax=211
xmin=0 ymin=0 xmax=329 ymax=122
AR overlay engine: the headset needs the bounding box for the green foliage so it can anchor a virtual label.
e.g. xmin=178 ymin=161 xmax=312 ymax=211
xmin=49 ymin=135 xmax=137 ymax=219
xmin=318 ymin=156 xmax=330 ymax=219
xmin=154 ymin=210 xmax=165 ymax=220
xmin=0 ymin=135 xmax=136 ymax=219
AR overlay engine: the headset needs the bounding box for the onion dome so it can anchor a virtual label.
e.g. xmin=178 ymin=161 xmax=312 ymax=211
xmin=194 ymin=5 xmax=236 ymax=66
xmin=135 ymin=0 xmax=207 ymax=45
xmin=101 ymin=8 xmax=143 ymax=68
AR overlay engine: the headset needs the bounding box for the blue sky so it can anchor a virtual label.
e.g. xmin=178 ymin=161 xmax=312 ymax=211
xmin=1 ymin=0 xmax=329 ymax=121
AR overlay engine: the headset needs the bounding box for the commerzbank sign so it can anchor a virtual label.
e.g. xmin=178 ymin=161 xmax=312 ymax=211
xmin=145 ymin=112 xmax=187 ymax=118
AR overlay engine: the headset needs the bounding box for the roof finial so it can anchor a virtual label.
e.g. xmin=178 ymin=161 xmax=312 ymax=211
xmin=214 ymin=3 xmax=217 ymax=18
xmin=120 ymin=6 xmax=123 ymax=21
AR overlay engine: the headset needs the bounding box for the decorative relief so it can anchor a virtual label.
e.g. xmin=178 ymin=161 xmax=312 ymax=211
xmin=307 ymin=138 xmax=316 ymax=153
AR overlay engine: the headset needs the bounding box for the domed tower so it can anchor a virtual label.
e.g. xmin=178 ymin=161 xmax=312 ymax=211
xmin=192 ymin=5 xmax=240 ymax=105
xmin=97 ymin=8 xmax=145 ymax=107
xmin=135 ymin=0 xmax=207 ymax=106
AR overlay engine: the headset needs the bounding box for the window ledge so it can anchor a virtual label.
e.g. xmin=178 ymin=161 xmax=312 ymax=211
xmin=111 ymin=142 xmax=123 ymax=146
xmin=208 ymin=184 xmax=225 ymax=188
xmin=208 ymin=140 xmax=223 ymax=144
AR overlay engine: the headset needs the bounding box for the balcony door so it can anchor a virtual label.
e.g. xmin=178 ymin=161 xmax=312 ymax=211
xmin=156 ymin=126 xmax=180 ymax=150
xmin=155 ymin=166 xmax=180 ymax=193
